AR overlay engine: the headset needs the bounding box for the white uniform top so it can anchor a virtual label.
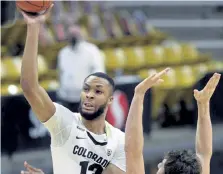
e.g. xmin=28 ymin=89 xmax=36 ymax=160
xmin=43 ymin=103 xmax=126 ymax=174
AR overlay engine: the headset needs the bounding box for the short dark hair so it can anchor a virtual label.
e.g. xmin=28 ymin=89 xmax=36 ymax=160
xmin=164 ymin=150 xmax=201 ymax=174
xmin=85 ymin=72 xmax=115 ymax=93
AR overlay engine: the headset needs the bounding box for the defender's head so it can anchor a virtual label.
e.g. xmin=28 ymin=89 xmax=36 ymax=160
xmin=79 ymin=72 xmax=115 ymax=121
xmin=157 ymin=150 xmax=201 ymax=174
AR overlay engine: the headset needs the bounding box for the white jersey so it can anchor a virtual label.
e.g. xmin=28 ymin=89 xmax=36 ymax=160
xmin=43 ymin=103 xmax=126 ymax=174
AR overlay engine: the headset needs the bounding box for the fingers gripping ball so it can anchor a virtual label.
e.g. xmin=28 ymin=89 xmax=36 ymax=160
xmin=16 ymin=0 xmax=52 ymax=13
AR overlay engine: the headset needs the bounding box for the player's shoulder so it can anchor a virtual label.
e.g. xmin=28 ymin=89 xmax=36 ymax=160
xmin=106 ymin=122 xmax=125 ymax=141
xmin=53 ymin=102 xmax=80 ymax=122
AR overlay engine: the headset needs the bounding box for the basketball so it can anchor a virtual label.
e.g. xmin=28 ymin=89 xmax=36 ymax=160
xmin=16 ymin=0 xmax=52 ymax=13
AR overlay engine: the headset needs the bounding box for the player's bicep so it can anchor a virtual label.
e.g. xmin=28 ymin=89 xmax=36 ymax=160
xmin=197 ymin=154 xmax=211 ymax=174
xmin=126 ymin=153 xmax=145 ymax=174
xmin=23 ymin=85 xmax=55 ymax=122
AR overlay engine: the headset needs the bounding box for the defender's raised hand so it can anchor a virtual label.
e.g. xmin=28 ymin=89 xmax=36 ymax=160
xmin=194 ymin=73 xmax=221 ymax=104
xmin=21 ymin=161 xmax=44 ymax=174
xmin=18 ymin=4 xmax=54 ymax=24
xmin=135 ymin=68 xmax=170 ymax=95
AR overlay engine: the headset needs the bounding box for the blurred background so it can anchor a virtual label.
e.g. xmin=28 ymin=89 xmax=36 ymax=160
xmin=1 ymin=1 xmax=223 ymax=174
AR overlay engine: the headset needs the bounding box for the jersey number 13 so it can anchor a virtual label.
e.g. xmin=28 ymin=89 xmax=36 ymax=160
xmin=80 ymin=161 xmax=103 ymax=174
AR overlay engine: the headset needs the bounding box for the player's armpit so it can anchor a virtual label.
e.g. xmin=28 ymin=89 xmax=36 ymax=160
xmin=196 ymin=154 xmax=211 ymax=174
xmin=103 ymin=163 xmax=126 ymax=174
xmin=23 ymin=85 xmax=55 ymax=122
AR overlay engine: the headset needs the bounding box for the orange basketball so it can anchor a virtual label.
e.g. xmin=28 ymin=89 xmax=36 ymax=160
xmin=16 ymin=0 xmax=52 ymax=13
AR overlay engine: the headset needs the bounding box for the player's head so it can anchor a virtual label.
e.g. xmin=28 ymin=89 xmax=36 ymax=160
xmin=68 ymin=25 xmax=81 ymax=47
xmin=79 ymin=72 xmax=115 ymax=121
xmin=157 ymin=150 xmax=201 ymax=174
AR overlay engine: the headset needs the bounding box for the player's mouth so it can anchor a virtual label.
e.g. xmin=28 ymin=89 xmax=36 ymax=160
xmin=82 ymin=102 xmax=95 ymax=111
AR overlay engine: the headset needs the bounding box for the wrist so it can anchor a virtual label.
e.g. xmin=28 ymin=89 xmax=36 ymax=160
xmin=133 ymin=91 xmax=145 ymax=100
xmin=27 ymin=23 xmax=40 ymax=36
xmin=27 ymin=23 xmax=41 ymax=30
xmin=197 ymin=102 xmax=210 ymax=115
xmin=134 ymin=87 xmax=147 ymax=97
xmin=197 ymin=101 xmax=209 ymax=107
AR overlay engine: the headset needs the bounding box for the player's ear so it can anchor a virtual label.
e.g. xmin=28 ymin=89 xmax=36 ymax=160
xmin=108 ymin=96 xmax=113 ymax=105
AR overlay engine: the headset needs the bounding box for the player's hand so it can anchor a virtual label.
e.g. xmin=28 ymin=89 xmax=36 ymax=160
xmin=21 ymin=161 xmax=44 ymax=174
xmin=194 ymin=73 xmax=221 ymax=104
xmin=19 ymin=4 xmax=54 ymax=25
xmin=135 ymin=68 xmax=170 ymax=96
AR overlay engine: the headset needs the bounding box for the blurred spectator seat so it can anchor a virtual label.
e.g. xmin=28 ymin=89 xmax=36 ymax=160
xmin=181 ymin=43 xmax=199 ymax=63
xmin=163 ymin=44 xmax=182 ymax=65
xmin=40 ymin=80 xmax=59 ymax=91
xmin=132 ymin=10 xmax=149 ymax=36
xmin=1 ymin=55 xmax=58 ymax=97
xmin=175 ymin=66 xmax=196 ymax=88
xmin=143 ymin=45 xmax=164 ymax=67
xmin=6 ymin=21 xmax=27 ymax=48
xmin=156 ymin=68 xmax=177 ymax=89
xmin=192 ymin=63 xmax=209 ymax=81
xmin=1 ymin=46 xmax=8 ymax=57
xmin=208 ymin=60 xmax=223 ymax=73
xmin=102 ymin=11 xmax=124 ymax=39
xmin=138 ymin=68 xmax=156 ymax=80
xmin=1 ymin=59 xmax=7 ymax=80
xmin=2 ymin=57 xmax=21 ymax=81
xmin=123 ymin=46 xmax=145 ymax=71
xmin=116 ymin=10 xmax=137 ymax=36
xmin=103 ymin=48 xmax=126 ymax=71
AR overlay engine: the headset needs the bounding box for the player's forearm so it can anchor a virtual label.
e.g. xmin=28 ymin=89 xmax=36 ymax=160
xmin=196 ymin=102 xmax=212 ymax=157
xmin=125 ymin=93 xmax=144 ymax=157
xmin=21 ymin=24 xmax=40 ymax=91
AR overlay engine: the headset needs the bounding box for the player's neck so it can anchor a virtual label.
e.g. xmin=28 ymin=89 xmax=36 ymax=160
xmin=82 ymin=116 xmax=106 ymax=135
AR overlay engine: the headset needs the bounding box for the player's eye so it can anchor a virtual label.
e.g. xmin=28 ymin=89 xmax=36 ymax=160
xmin=96 ymin=90 xmax=103 ymax=94
xmin=83 ymin=87 xmax=89 ymax=92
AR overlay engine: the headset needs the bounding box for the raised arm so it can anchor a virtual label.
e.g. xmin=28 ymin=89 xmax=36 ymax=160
xmin=124 ymin=68 xmax=170 ymax=174
xmin=194 ymin=73 xmax=221 ymax=174
xmin=19 ymin=6 xmax=56 ymax=122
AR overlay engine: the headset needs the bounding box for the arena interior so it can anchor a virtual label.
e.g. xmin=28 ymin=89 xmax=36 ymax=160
xmin=1 ymin=1 xmax=223 ymax=174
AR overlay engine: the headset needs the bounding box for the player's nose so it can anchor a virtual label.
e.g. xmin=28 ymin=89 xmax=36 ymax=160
xmin=86 ymin=91 xmax=95 ymax=99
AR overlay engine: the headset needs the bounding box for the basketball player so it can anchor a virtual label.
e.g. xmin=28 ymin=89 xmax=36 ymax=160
xmin=21 ymin=71 xmax=221 ymax=174
xmin=19 ymin=5 xmax=125 ymax=174
xmin=125 ymin=72 xmax=221 ymax=174
xmin=20 ymin=68 xmax=169 ymax=174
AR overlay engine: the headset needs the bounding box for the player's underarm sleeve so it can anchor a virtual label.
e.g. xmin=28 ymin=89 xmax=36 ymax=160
xmin=110 ymin=134 xmax=126 ymax=172
xmin=43 ymin=102 xmax=77 ymax=147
